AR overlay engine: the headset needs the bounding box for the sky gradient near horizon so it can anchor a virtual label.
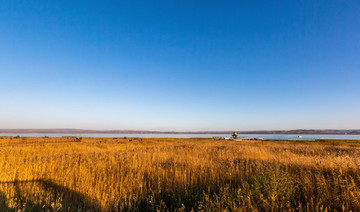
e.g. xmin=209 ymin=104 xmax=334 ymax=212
xmin=1 ymin=0 xmax=360 ymax=131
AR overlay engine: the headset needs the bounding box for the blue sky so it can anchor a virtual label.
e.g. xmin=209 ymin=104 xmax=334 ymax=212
xmin=1 ymin=0 xmax=359 ymax=131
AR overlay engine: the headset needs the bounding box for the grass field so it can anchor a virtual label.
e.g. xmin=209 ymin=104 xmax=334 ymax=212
xmin=0 ymin=136 xmax=360 ymax=211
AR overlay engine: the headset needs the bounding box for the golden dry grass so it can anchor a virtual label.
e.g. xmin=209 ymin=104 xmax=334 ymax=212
xmin=0 ymin=136 xmax=360 ymax=211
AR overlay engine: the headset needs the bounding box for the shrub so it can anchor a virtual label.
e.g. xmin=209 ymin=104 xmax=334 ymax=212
xmin=251 ymin=167 xmax=297 ymax=210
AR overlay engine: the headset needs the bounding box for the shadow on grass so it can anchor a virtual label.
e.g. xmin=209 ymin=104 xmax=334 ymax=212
xmin=0 ymin=179 xmax=101 ymax=211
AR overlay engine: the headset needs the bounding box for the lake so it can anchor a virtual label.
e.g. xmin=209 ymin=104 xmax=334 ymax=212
xmin=1 ymin=133 xmax=360 ymax=140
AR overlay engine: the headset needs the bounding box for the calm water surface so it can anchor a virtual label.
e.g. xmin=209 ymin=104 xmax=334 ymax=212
xmin=1 ymin=134 xmax=360 ymax=140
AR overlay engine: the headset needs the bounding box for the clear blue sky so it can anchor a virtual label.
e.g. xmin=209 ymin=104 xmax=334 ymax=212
xmin=1 ymin=0 xmax=359 ymax=131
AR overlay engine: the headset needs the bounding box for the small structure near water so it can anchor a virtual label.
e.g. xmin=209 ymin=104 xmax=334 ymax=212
xmin=214 ymin=132 xmax=260 ymax=141
xmin=232 ymin=132 xmax=238 ymax=139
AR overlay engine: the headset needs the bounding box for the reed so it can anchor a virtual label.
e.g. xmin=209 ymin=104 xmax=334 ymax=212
xmin=0 ymin=137 xmax=360 ymax=211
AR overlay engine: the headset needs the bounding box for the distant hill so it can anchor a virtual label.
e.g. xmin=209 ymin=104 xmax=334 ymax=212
xmin=0 ymin=129 xmax=360 ymax=134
